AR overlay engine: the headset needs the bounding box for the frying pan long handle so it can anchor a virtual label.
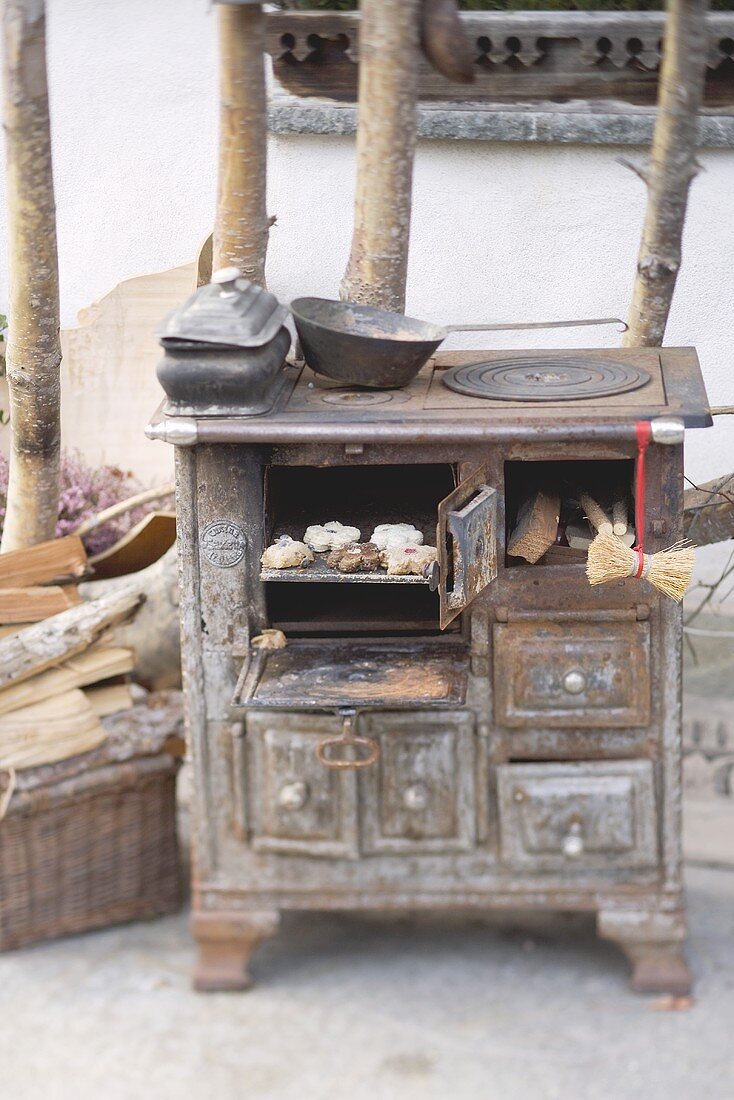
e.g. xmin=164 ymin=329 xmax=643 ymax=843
xmin=442 ymin=317 xmax=628 ymax=334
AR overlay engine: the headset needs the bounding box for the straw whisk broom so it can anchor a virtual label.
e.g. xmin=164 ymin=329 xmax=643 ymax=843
xmin=583 ymin=423 xmax=696 ymax=603
xmin=587 ymin=530 xmax=695 ymax=602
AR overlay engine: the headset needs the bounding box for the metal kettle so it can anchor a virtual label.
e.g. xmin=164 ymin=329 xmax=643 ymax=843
xmin=156 ymin=268 xmax=291 ymax=418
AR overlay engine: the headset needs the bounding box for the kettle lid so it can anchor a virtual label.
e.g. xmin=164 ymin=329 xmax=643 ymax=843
xmin=159 ymin=268 xmax=288 ymax=349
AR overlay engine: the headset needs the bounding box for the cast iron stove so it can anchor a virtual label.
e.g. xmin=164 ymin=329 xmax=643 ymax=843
xmin=150 ymin=344 xmax=712 ymax=997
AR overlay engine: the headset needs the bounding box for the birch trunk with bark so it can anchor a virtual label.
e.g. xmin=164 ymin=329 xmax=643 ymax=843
xmin=340 ymin=0 xmax=421 ymax=313
xmin=1 ymin=0 xmax=61 ymax=551
xmin=213 ymin=1 xmax=270 ymax=286
xmin=622 ymin=0 xmax=709 ymax=347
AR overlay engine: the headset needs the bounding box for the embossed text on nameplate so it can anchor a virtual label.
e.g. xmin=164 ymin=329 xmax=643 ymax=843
xmin=201 ymin=520 xmax=247 ymax=568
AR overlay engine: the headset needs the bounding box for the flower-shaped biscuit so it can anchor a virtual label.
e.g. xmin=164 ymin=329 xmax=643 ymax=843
xmin=380 ymin=544 xmax=437 ymax=576
xmin=369 ymin=523 xmax=424 ymax=550
xmin=261 ymin=536 xmax=314 ymax=569
xmin=304 ymin=521 xmax=361 ymax=552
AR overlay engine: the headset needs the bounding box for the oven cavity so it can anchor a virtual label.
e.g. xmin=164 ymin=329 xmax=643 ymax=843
xmin=504 ymin=458 xmax=636 ymax=568
xmin=262 ymin=463 xmax=457 ymax=634
xmin=261 ymin=464 xmax=447 ymax=592
xmin=266 ymin=580 xmax=449 ymax=635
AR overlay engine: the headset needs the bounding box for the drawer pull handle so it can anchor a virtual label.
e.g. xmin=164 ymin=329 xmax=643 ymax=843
xmin=562 ymin=669 xmax=587 ymax=695
xmin=315 ymin=713 xmax=380 ymax=770
xmin=277 ymin=780 xmax=309 ymax=811
xmin=561 ymin=821 xmax=585 ymax=859
xmin=403 ymin=783 xmax=430 ymax=811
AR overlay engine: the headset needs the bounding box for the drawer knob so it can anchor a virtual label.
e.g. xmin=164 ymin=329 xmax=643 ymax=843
xmin=277 ymin=780 xmax=309 ymax=811
xmin=403 ymin=783 xmax=430 ymax=811
xmin=561 ymin=821 xmax=585 ymax=859
xmin=562 ymin=669 xmax=587 ymax=695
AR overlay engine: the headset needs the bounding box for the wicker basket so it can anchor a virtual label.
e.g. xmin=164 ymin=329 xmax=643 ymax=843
xmin=0 ymin=693 xmax=183 ymax=951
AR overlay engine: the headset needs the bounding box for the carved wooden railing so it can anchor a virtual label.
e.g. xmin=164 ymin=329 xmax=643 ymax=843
xmin=265 ymin=11 xmax=734 ymax=107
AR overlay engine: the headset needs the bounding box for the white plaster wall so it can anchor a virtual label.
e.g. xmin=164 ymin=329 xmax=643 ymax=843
xmin=0 ymin=0 xmax=732 ymax=588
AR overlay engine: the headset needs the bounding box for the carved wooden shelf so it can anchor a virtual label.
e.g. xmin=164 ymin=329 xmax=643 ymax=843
xmin=266 ymin=11 xmax=734 ymax=109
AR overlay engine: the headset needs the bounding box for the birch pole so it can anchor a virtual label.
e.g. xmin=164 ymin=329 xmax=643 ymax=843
xmin=1 ymin=0 xmax=61 ymax=551
xmin=213 ymin=1 xmax=270 ymax=286
xmin=340 ymin=0 xmax=421 ymax=313
xmin=622 ymin=0 xmax=709 ymax=347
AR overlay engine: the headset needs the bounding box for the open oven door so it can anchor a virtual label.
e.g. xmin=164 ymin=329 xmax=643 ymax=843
xmin=437 ymin=466 xmax=499 ymax=630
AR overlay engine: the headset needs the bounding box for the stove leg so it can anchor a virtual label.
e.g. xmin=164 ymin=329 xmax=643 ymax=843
xmin=192 ymin=909 xmax=280 ymax=992
xmin=597 ymin=909 xmax=692 ymax=996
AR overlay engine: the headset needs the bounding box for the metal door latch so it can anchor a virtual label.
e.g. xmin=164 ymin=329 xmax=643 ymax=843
xmin=315 ymin=710 xmax=380 ymax=770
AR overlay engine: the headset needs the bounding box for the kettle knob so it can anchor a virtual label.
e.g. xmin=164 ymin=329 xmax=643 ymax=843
xmin=212 ymin=266 xmax=242 ymax=294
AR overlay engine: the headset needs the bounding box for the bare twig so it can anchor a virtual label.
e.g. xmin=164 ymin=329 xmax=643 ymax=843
xmin=684 ymin=473 xmax=734 ymax=503
xmin=72 ymin=483 xmax=175 ymax=539
xmin=683 ymin=473 xmax=734 ymax=544
xmin=684 ymin=545 xmax=734 ymax=626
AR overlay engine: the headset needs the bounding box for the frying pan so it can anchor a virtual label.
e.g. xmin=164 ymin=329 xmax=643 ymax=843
xmin=290 ymin=297 xmax=626 ymax=390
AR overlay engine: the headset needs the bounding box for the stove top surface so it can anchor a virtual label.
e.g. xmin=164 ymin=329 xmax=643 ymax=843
xmin=148 ymin=347 xmax=712 ymax=445
xmin=284 ymin=347 xmax=675 ymax=417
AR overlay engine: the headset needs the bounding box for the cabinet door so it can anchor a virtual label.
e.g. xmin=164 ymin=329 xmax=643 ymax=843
xmin=437 ymin=466 xmax=499 ymax=629
xmin=246 ymin=713 xmax=358 ymax=858
xmin=359 ymin=712 xmax=476 ymax=854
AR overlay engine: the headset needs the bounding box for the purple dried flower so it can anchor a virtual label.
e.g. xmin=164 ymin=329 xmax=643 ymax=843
xmin=0 ymin=449 xmax=164 ymax=556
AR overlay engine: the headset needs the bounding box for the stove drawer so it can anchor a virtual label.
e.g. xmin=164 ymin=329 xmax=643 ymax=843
xmin=497 ymin=761 xmax=658 ymax=872
xmin=493 ymin=618 xmax=650 ymax=729
xmin=359 ymin=711 xmax=476 ymax=854
xmin=246 ymin=714 xmax=358 ymax=858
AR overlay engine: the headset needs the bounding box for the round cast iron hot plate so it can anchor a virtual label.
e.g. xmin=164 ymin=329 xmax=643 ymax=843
xmin=319 ymin=389 xmax=410 ymax=407
xmin=442 ymin=357 xmax=651 ymax=402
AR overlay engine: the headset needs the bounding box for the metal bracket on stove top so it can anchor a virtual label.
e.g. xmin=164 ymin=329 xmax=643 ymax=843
xmin=650 ymin=417 xmax=685 ymax=444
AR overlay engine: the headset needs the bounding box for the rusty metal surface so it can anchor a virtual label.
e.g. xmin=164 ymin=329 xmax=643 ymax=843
xmin=165 ymin=349 xmax=712 ymax=994
xmin=438 ymin=466 xmax=498 ymax=629
xmin=244 ymin=712 xmax=359 ymax=859
xmin=149 ymin=348 xmax=711 ymax=447
xmin=260 ymin=558 xmax=430 ymax=584
xmin=494 ymin=617 xmax=651 ymax=729
xmin=359 ymin=711 xmax=477 ymax=855
xmin=425 ymin=350 xmax=667 ymax=412
xmin=233 ymin=640 xmax=470 ymax=711
xmin=441 ymin=355 xmax=651 ymax=401
xmin=497 ymin=761 xmax=658 ymax=872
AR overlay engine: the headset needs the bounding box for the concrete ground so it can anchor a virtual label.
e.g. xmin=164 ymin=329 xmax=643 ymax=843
xmin=2 ymin=633 xmax=732 ymax=1100
xmin=1 ymin=855 xmax=733 ymax=1100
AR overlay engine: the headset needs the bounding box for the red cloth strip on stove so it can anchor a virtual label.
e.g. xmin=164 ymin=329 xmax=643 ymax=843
xmin=634 ymin=420 xmax=652 ymax=575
